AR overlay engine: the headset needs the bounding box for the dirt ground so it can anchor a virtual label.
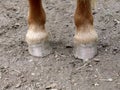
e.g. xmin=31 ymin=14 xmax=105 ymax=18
xmin=0 ymin=0 xmax=120 ymax=90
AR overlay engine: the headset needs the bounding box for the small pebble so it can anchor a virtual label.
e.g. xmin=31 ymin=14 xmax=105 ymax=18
xmin=0 ymin=72 xmax=2 ymax=79
xmin=114 ymin=19 xmax=120 ymax=24
xmin=51 ymin=89 xmax=58 ymax=90
xmin=83 ymin=59 xmax=89 ymax=62
xmin=107 ymin=78 xmax=113 ymax=82
xmin=94 ymin=75 xmax=98 ymax=78
xmin=46 ymin=83 xmax=57 ymax=89
xmin=29 ymin=59 xmax=33 ymax=62
xmin=31 ymin=73 xmax=35 ymax=76
xmin=94 ymin=83 xmax=99 ymax=86
xmin=15 ymin=81 xmax=21 ymax=88
xmin=100 ymin=78 xmax=113 ymax=82
xmin=55 ymin=54 xmax=58 ymax=58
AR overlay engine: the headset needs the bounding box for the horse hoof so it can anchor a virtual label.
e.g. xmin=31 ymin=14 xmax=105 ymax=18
xmin=74 ymin=43 xmax=97 ymax=61
xmin=28 ymin=41 xmax=52 ymax=57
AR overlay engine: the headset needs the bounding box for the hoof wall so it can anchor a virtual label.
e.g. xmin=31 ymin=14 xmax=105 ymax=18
xmin=74 ymin=43 xmax=97 ymax=60
xmin=28 ymin=42 xmax=52 ymax=57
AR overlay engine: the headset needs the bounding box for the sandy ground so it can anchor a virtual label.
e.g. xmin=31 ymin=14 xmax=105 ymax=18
xmin=0 ymin=0 xmax=120 ymax=90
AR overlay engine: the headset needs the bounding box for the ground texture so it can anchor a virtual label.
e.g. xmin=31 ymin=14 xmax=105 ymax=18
xmin=0 ymin=0 xmax=120 ymax=90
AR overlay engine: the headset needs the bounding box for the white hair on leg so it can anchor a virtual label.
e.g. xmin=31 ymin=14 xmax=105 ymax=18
xmin=91 ymin=0 xmax=96 ymax=9
xmin=26 ymin=25 xmax=48 ymax=45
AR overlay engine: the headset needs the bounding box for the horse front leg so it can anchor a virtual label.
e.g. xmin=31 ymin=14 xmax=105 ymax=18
xmin=26 ymin=0 xmax=51 ymax=57
xmin=74 ymin=0 xmax=98 ymax=60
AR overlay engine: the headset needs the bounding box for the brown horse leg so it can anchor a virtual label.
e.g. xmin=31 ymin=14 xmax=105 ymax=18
xmin=26 ymin=0 xmax=51 ymax=57
xmin=74 ymin=0 xmax=98 ymax=60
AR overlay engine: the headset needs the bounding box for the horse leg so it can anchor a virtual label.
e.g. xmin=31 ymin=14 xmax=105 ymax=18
xmin=26 ymin=0 xmax=51 ymax=57
xmin=74 ymin=0 xmax=98 ymax=60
